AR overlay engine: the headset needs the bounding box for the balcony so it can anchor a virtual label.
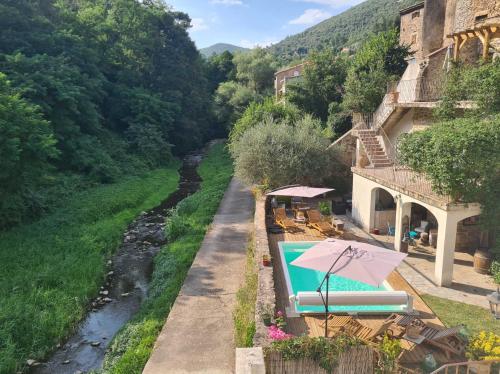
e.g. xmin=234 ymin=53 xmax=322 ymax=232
xmin=352 ymin=165 xmax=453 ymax=208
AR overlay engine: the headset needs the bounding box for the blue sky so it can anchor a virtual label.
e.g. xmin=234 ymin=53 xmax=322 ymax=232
xmin=166 ymin=0 xmax=366 ymax=49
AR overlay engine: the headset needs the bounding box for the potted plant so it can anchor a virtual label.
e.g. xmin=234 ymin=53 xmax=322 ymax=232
xmin=262 ymin=254 xmax=272 ymax=266
xmin=262 ymin=305 xmax=273 ymax=326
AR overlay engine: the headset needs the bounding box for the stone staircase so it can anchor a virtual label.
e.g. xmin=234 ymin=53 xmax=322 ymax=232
xmin=357 ymin=129 xmax=393 ymax=167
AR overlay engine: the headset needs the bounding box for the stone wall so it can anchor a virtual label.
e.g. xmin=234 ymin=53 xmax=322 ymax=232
xmin=454 ymin=0 xmax=500 ymax=33
xmin=253 ymin=197 xmax=275 ymax=347
xmin=422 ymin=0 xmax=447 ymax=55
xmin=400 ymin=6 xmax=424 ymax=59
xmin=455 ymin=217 xmax=481 ymax=251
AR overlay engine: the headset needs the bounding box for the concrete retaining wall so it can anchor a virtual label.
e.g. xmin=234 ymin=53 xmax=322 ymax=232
xmin=253 ymin=197 xmax=275 ymax=347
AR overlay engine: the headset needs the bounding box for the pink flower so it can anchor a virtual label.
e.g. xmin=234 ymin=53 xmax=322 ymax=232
xmin=276 ymin=310 xmax=284 ymax=317
xmin=268 ymin=325 xmax=293 ymax=341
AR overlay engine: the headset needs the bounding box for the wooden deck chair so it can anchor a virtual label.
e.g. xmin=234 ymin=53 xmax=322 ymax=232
xmin=273 ymin=208 xmax=299 ymax=232
xmin=342 ymin=319 xmax=394 ymax=343
xmin=319 ymin=315 xmax=354 ymax=336
xmin=420 ymin=325 xmax=465 ymax=359
xmin=307 ymin=209 xmax=337 ymax=236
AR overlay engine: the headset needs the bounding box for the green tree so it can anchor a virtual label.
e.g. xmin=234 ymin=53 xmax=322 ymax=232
xmin=343 ymin=29 xmax=410 ymax=113
xmin=229 ymin=97 xmax=302 ymax=146
xmin=213 ymin=81 xmax=257 ymax=131
xmin=0 ymin=74 xmax=58 ymax=227
xmin=398 ymin=115 xmax=500 ymax=234
xmin=206 ymin=51 xmax=236 ymax=92
xmin=233 ymin=47 xmax=276 ymax=94
xmin=230 ymin=115 xmax=345 ymax=188
xmin=286 ymin=50 xmax=349 ymax=122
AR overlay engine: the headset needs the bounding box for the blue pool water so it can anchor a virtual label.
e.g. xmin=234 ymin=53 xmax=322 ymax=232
xmin=280 ymin=242 xmax=402 ymax=313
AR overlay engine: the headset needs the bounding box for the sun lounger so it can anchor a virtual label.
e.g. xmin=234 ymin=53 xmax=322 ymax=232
xmin=319 ymin=315 xmax=354 ymax=336
xmin=307 ymin=209 xmax=337 ymax=236
xmin=341 ymin=319 xmax=395 ymax=343
xmin=274 ymin=208 xmax=300 ymax=232
xmin=384 ymin=313 xmax=465 ymax=359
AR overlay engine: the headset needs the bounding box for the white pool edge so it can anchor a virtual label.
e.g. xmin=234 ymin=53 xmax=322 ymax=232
xmin=277 ymin=241 xmax=409 ymax=316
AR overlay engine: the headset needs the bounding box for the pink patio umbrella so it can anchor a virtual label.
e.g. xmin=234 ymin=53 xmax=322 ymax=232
xmin=266 ymin=186 xmax=334 ymax=198
xmin=291 ymin=238 xmax=407 ymax=336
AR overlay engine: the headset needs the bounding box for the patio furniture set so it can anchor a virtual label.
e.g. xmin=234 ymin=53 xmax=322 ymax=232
xmin=323 ymin=313 xmax=466 ymax=361
xmin=274 ymin=207 xmax=344 ymax=237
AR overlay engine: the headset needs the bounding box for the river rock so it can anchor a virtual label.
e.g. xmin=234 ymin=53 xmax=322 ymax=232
xmin=121 ymin=292 xmax=130 ymax=297
xmin=62 ymin=360 xmax=70 ymax=364
xmin=91 ymin=341 xmax=101 ymax=347
xmin=100 ymin=290 xmax=109 ymax=296
xmin=26 ymin=359 xmax=36 ymax=366
xmin=103 ymin=297 xmax=112 ymax=303
xmin=107 ymin=271 xmax=114 ymax=276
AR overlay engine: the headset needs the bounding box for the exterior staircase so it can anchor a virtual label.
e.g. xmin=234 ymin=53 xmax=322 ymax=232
xmin=357 ymin=129 xmax=393 ymax=168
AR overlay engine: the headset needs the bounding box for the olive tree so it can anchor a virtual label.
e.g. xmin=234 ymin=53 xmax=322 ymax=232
xmin=230 ymin=115 xmax=344 ymax=188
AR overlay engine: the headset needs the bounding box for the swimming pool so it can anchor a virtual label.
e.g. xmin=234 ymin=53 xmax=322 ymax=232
xmin=278 ymin=241 xmax=404 ymax=314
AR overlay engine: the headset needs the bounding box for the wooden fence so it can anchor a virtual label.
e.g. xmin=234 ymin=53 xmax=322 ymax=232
xmin=265 ymin=346 xmax=375 ymax=374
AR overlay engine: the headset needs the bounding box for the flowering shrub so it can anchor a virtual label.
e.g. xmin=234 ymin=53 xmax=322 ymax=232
xmin=467 ymin=331 xmax=500 ymax=360
xmin=268 ymin=325 xmax=293 ymax=341
xmin=275 ymin=310 xmax=287 ymax=330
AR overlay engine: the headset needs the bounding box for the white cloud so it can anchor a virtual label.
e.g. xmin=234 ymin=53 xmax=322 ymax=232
xmin=294 ymin=0 xmax=365 ymax=7
xmin=211 ymin=0 xmax=244 ymax=5
xmin=289 ymin=9 xmax=332 ymax=25
xmin=240 ymin=38 xmax=279 ymax=49
xmin=191 ymin=18 xmax=209 ymax=32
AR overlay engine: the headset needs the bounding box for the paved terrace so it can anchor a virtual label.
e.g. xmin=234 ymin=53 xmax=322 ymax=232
xmin=268 ymin=219 xmax=463 ymax=367
xmin=143 ymin=178 xmax=254 ymax=374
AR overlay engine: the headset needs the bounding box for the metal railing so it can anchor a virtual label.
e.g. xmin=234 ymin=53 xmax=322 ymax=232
xmin=430 ymin=360 xmax=500 ymax=374
xmin=353 ymin=165 xmax=453 ymax=205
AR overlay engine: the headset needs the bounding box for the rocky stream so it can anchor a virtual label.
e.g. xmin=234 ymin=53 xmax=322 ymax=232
xmin=32 ymin=152 xmax=203 ymax=374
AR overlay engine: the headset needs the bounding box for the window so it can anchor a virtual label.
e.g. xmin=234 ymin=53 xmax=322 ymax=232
xmin=412 ymin=11 xmax=420 ymax=19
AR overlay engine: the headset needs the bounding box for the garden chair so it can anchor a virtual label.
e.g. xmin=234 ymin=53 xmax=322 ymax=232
xmin=319 ymin=315 xmax=354 ymax=336
xmin=307 ymin=209 xmax=337 ymax=236
xmin=341 ymin=319 xmax=395 ymax=343
xmin=387 ymin=222 xmax=395 ymax=236
xmin=420 ymin=325 xmax=466 ymax=359
xmin=274 ymin=208 xmax=300 ymax=232
xmin=384 ymin=314 xmax=465 ymax=359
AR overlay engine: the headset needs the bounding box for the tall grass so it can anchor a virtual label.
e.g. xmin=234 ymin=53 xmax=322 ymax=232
xmin=101 ymin=143 xmax=234 ymax=374
xmin=233 ymin=237 xmax=258 ymax=347
xmin=0 ymin=168 xmax=180 ymax=374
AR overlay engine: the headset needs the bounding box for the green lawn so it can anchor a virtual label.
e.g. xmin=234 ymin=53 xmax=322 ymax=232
xmin=0 ymin=167 xmax=180 ymax=374
xmin=422 ymin=294 xmax=500 ymax=336
xmin=101 ymin=143 xmax=234 ymax=374
xmin=233 ymin=237 xmax=258 ymax=348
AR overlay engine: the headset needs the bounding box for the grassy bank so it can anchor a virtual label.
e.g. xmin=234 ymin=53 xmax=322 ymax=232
xmin=0 ymin=167 xmax=180 ymax=374
xmin=101 ymin=143 xmax=234 ymax=374
xmin=233 ymin=237 xmax=258 ymax=347
xmin=422 ymin=294 xmax=500 ymax=336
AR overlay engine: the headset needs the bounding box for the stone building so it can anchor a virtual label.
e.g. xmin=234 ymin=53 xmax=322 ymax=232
xmin=274 ymin=63 xmax=305 ymax=101
xmin=332 ymin=0 xmax=498 ymax=287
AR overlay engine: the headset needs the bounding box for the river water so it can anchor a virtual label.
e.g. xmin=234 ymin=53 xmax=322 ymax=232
xmin=32 ymin=152 xmax=203 ymax=374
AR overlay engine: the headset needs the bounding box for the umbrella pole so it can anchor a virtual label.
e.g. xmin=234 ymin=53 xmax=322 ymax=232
xmin=317 ymin=245 xmax=352 ymax=338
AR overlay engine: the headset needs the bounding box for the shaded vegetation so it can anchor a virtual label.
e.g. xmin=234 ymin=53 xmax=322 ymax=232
xmin=100 ymin=143 xmax=233 ymax=374
xmin=0 ymin=167 xmax=180 ymax=373
xmin=0 ymin=0 xmax=214 ymax=229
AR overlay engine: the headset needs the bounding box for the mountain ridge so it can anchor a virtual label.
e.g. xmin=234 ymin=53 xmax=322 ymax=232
xmin=268 ymin=0 xmax=421 ymax=64
xmin=200 ymin=43 xmax=249 ymax=57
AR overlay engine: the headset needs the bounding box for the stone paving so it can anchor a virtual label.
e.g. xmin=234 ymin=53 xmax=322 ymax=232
xmin=143 ymin=178 xmax=254 ymax=374
xmin=339 ymin=215 xmax=495 ymax=309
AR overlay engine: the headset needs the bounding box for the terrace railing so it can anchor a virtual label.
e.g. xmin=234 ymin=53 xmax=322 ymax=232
xmin=430 ymin=360 xmax=500 ymax=374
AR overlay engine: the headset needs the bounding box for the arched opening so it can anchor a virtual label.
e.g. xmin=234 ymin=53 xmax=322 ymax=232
xmin=408 ymin=202 xmax=439 ymax=247
xmin=370 ymin=187 xmax=396 ymax=234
